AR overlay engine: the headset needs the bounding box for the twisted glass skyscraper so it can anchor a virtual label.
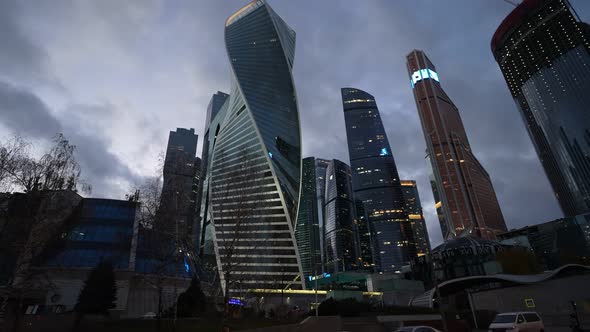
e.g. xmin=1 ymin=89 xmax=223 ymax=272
xmin=342 ymin=88 xmax=417 ymax=273
xmin=207 ymin=0 xmax=304 ymax=294
xmin=492 ymin=0 xmax=590 ymax=216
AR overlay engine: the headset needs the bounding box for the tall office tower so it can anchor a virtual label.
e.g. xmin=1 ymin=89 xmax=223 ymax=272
xmin=406 ymin=50 xmax=507 ymax=241
xmin=197 ymin=91 xmax=229 ymax=256
xmin=295 ymin=157 xmax=323 ymax=280
xmin=324 ymin=159 xmax=360 ymax=273
xmin=161 ymin=128 xmax=200 ymax=241
xmin=491 ymin=0 xmax=590 ymax=216
xmin=400 ymin=180 xmax=431 ymax=257
xmin=355 ymin=200 xmax=373 ymax=271
xmin=342 ymin=87 xmax=416 ymax=273
xmin=314 ymin=158 xmax=330 ymax=268
xmin=208 ymin=0 xmax=304 ymax=294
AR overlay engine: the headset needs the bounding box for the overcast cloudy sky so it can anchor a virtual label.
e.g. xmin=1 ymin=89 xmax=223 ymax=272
xmin=1 ymin=0 xmax=589 ymax=246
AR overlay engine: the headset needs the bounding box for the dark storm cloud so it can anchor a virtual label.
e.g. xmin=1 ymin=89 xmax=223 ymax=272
xmin=0 ymin=81 xmax=62 ymax=137
xmin=2 ymin=0 xmax=588 ymax=246
xmin=0 ymin=80 xmax=139 ymax=198
xmin=0 ymin=0 xmax=53 ymax=86
xmin=263 ymin=0 xmax=590 ymax=245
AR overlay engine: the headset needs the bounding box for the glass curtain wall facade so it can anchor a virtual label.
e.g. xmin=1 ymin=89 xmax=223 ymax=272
xmin=341 ymin=87 xmax=416 ymax=273
xmin=197 ymin=91 xmax=229 ymax=255
xmin=295 ymin=157 xmax=322 ymax=280
xmin=498 ymin=213 xmax=590 ymax=269
xmin=323 ymin=159 xmax=360 ymax=273
xmin=491 ymin=0 xmax=590 ymax=216
xmin=315 ymin=158 xmax=330 ymax=269
xmin=208 ymin=0 xmax=304 ymax=294
xmin=400 ymin=180 xmax=431 ymax=257
xmin=45 ymin=198 xmax=138 ymax=270
xmin=406 ymin=50 xmax=507 ymax=241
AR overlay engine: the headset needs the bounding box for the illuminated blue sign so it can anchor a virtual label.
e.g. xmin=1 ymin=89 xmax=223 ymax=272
xmin=268 ymin=151 xmax=273 ymax=158
xmin=228 ymin=298 xmax=244 ymax=306
xmin=380 ymin=148 xmax=389 ymax=156
xmin=410 ymin=68 xmax=439 ymax=88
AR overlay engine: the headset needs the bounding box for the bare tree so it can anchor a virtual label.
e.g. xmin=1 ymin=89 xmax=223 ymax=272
xmin=0 ymin=135 xmax=28 ymax=192
xmin=132 ymin=156 xmax=201 ymax=331
xmin=0 ymin=134 xmax=88 ymax=332
xmin=208 ymin=150 xmax=273 ymax=318
xmin=9 ymin=134 xmax=91 ymax=194
xmin=0 ymin=136 xmax=28 ymax=239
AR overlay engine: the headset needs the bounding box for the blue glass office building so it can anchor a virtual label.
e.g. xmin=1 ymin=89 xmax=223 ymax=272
xmin=492 ymin=0 xmax=590 ymax=216
xmin=400 ymin=180 xmax=431 ymax=257
xmin=207 ymin=0 xmax=304 ymax=293
xmin=341 ymin=88 xmax=417 ymax=273
xmin=295 ymin=157 xmax=323 ymax=279
xmin=44 ymin=198 xmax=138 ymax=270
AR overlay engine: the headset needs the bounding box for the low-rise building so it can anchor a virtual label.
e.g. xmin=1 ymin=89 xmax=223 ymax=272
xmin=498 ymin=213 xmax=590 ymax=269
xmin=411 ymin=236 xmax=511 ymax=288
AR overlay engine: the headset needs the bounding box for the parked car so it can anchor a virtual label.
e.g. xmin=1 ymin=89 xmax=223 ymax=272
xmin=488 ymin=312 xmax=544 ymax=332
xmin=395 ymin=327 xmax=441 ymax=332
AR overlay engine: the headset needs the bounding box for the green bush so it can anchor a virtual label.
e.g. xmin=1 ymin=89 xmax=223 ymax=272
xmin=176 ymin=277 xmax=207 ymax=317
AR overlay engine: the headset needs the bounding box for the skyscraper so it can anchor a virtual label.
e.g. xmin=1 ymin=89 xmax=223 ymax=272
xmin=161 ymin=128 xmax=200 ymax=242
xmin=342 ymin=87 xmax=416 ymax=273
xmin=406 ymin=50 xmax=507 ymax=241
xmin=295 ymin=157 xmax=323 ymax=280
xmin=208 ymin=0 xmax=304 ymax=293
xmin=491 ymin=0 xmax=590 ymax=216
xmin=400 ymin=180 xmax=431 ymax=257
xmin=324 ymin=159 xmax=360 ymax=273
xmin=197 ymin=91 xmax=229 ymax=257
xmin=315 ymin=158 xmax=331 ymax=268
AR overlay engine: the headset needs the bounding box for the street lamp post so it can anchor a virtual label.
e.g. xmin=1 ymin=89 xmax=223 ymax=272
xmin=314 ymin=269 xmax=319 ymax=319
xmin=432 ymin=259 xmax=448 ymax=332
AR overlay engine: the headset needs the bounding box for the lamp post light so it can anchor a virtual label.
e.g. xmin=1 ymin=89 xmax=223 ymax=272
xmin=432 ymin=259 xmax=448 ymax=332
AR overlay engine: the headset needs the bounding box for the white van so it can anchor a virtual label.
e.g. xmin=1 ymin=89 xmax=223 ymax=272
xmin=488 ymin=312 xmax=544 ymax=332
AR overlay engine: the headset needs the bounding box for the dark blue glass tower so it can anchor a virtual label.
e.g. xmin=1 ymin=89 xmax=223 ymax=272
xmin=492 ymin=0 xmax=590 ymax=216
xmin=400 ymin=180 xmax=431 ymax=257
xmin=295 ymin=157 xmax=323 ymax=279
xmin=323 ymin=159 xmax=360 ymax=273
xmin=341 ymin=88 xmax=416 ymax=273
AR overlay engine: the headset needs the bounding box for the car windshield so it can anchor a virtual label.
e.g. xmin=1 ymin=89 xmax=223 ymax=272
xmin=493 ymin=314 xmax=517 ymax=324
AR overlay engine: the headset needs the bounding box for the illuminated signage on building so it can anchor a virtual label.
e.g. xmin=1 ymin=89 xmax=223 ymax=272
xmin=380 ymin=148 xmax=389 ymax=156
xmin=308 ymin=272 xmax=331 ymax=281
xmin=410 ymin=68 xmax=439 ymax=88
xmin=228 ymin=298 xmax=244 ymax=306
